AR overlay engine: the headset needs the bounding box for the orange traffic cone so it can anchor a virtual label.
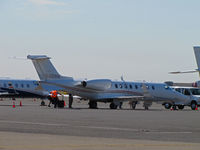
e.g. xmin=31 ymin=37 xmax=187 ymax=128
xmin=12 ymin=102 xmax=16 ymax=108
xmin=19 ymin=101 xmax=22 ymax=107
xmin=64 ymin=101 xmax=66 ymax=107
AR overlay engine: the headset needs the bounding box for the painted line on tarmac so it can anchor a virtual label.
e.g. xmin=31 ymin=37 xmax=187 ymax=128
xmin=0 ymin=143 xmax=198 ymax=149
xmin=0 ymin=120 xmax=193 ymax=134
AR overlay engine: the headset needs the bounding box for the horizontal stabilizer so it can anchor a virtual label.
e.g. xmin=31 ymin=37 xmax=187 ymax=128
xmin=27 ymin=55 xmax=51 ymax=60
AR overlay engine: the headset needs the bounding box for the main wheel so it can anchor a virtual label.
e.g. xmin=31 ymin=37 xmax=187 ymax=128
xmin=110 ymin=103 xmax=118 ymax=109
xmin=178 ymin=105 xmax=184 ymax=110
xmin=89 ymin=101 xmax=97 ymax=109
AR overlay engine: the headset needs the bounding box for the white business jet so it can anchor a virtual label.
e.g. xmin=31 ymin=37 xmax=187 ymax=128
xmin=28 ymin=55 xmax=195 ymax=110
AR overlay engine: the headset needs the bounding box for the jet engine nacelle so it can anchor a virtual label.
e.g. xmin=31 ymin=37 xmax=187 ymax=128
xmin=81 ymin=79 xmax=112 ymax=90
xmin=192 ymin=81 xmax=200 ymax=87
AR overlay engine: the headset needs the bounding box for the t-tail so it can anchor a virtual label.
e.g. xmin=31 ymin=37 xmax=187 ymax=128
xmin=27 ymin=55 xmax=73 ymax=81
xmin=194 ymin=46 xmax=200 ymax=77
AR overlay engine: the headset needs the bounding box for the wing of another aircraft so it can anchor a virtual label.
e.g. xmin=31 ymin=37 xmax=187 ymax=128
xmin=0 ymin=92 xmax=9 ymax=95
xmin=169 ymin=46 xmax=200 ymax=75
xmin=169 ymin=70 xmax=198 ymax=74
xmin=0 ymin=91 xmax=17 ymax=96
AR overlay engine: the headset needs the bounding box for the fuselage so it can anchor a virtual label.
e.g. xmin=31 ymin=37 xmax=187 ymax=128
xmin=42 ymin=78 xmax=186 ymax=104
xmin=0 ymin=79 xmax=64 ymax=98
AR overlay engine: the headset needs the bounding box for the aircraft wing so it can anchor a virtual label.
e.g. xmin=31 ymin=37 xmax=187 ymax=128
xmin=0 ymin=92 xmax=9 ymax=95
xmin=169 ymin=70 xmax=198 ymax=74
xmin=0 ymin=92 xmax=16 ymax=96
xmin=40 ymin=81 xmax=145 ymax=100
xmin=111 ymin=95 xmax=144 ymax=101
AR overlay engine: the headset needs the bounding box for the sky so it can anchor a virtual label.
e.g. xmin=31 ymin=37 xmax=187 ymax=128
xmin=0 ymin=0 xmax=200 ymax=82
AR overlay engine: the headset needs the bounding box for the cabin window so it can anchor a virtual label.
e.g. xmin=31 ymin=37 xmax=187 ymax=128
xmin=15 ymin=84 xmax=18 ymax=88
xmin=124 ymin=84 xmax=127 ymax=89
xmin=21 ymin=84 xmax=24 ymax=88
xmin=135 ymin=85 xmax=138 ymax=89
xmin=129 ymin=84 xmax=132 ymax=89
xmin=115 ymin=84 xmax=118 ymax=88
xmin=152 ymin=86 xmax=155 ymax=90
xmin=119 ymin=84 xmax=123 ymax=88
xmin=27 ymin=84 xmax=30 ymax=88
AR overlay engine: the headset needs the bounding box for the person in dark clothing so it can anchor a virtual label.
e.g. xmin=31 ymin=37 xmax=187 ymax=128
xmin=49 ymin=90 xmax=59 ymax=108
xmin=54 ymin=96 xmax=59 ymax=108
xmin=69 ymin=94 xmax=73 ymax=108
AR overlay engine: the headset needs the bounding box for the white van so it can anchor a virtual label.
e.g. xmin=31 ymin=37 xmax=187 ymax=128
xmin=168 ymin=87 xmax=200 ymax=110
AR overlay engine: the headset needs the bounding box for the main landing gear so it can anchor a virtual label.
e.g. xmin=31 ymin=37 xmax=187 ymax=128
xmin=110 ymin=102 xmax=118 ymax=109
xmin=130 ymin=101 xmax=137 ymax=109
xmin=143 ymin=102 xmax=152 ymax=110
xmin=89 ymin=101 xmax=98 ymax=109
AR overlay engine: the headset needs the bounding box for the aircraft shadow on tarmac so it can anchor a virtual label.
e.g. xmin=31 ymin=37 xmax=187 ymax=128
xmin=45 ymin=107 xmax=196 ymax=112
xmin=0 ymin=103 xmax=197 ymax=112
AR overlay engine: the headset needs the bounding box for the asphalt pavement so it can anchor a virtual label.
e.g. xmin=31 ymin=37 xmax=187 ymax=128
xmin=0 ymin=98 xmax=200 ymax=150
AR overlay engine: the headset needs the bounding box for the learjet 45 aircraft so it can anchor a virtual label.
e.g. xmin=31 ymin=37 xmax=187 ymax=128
xmin=28 ymin=55 xmax=197 ymax=110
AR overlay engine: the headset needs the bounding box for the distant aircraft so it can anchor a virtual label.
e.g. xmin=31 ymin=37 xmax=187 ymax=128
xmin=28 ymin=55 xmax=199 ymax=110
xmin=169 ymin=46 xmax=200 ymax=87
xmin=0 ymin=79 xmax=47 ymax=98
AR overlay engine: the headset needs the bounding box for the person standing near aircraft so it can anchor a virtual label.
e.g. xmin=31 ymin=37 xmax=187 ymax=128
xmin=50 ymin=90 xmax=59 ymax=108
xmin=69 ymin=93 xmax=73 ymax=108
xmin=48 ymin=91 xmax=53 ymax=107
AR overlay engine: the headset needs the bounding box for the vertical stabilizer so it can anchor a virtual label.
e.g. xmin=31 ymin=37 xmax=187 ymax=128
xmin=194 ymin=47 xmax=200 ymax=71
xmin=27 ymin=55 xmax=62 ymax=80
xmin=193 ymin=47 xmax=200 ymax=77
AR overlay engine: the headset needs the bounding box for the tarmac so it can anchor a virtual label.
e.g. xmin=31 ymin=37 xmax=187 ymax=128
xmin=0 ymin=98 xmax=200 ymax=150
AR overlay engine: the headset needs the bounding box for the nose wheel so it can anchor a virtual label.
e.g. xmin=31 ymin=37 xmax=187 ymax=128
xmin=110 ymin=103 xmax=118 ymax=109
